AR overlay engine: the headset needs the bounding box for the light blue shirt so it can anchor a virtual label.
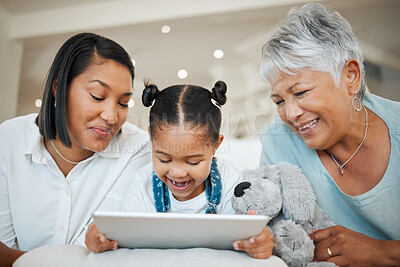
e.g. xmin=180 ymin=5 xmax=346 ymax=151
xmin=259 ymin=93 xmax=400 ymax=240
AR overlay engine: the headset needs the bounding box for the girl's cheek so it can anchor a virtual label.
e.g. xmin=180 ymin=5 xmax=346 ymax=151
xmin=155 ymin=164 xmax=167 ymax=176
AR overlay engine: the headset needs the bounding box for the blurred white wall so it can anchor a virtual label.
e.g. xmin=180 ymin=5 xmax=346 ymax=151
xmin=0 ymin=0 xmax=399 ymax=130
xmin=216 ymin=137 xmax=262 ymax=171
xmin=0 ymin=7 xmax=23 ymax=123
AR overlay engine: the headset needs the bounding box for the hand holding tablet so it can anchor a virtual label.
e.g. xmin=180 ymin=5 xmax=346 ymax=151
xmin=92 ymin=211 xmax=269 ymax=250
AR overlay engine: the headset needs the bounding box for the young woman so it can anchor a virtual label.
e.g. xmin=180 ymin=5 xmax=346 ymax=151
xmin=0 ymin=32 xmax=151 ymax=266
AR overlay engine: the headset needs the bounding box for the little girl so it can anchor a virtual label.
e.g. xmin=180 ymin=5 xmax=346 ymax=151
xmin=85 ymin=81 xmax=273 ymax=259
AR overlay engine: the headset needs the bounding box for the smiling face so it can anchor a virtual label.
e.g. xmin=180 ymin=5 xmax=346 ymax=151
xmin=151 ymin=125 xmax=223 ymax=201
xmin=65 ymin=57 xmax=132 ymax=153
xmin=270 ymin=68 xmax=356 ymax=150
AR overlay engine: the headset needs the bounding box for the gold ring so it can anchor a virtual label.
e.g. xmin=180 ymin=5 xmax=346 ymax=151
xmin=327 ymin=247 xmax=333 ymax=257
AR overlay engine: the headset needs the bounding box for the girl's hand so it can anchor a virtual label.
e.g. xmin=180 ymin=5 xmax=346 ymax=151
xmin=310 ymin=225 xmax=400 ymax=267
xmin=232 ymin=210 xmax=274 ymax=259
xmin=85 ymin=222 xmax=118 ymax=253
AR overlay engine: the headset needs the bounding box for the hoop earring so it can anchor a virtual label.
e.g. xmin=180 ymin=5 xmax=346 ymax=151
xmin=352 ymin=96 xmax=362 ymax=112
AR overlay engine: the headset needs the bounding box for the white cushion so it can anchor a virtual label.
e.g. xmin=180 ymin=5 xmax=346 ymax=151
xmin=13 ymin=244 xmax=288 ymax=267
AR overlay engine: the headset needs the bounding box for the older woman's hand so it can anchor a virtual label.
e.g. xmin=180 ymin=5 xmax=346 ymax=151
xmin=310 ymin=225 xmax=400 ymax=267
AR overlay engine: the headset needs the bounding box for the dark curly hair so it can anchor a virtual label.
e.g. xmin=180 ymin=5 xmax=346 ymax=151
xmin=142 ymin=81 xmax=227 ymax=143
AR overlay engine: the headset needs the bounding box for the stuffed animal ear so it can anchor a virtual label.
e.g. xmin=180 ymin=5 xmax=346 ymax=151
xmin=258 ymin=165 xmax=281 ymax=185
xmin=275 ymin=162 xmax=316 ymax=224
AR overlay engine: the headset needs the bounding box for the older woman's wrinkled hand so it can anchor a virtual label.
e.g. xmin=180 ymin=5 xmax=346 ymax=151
xmin=310 ymin=225 xmax=400 ymax=267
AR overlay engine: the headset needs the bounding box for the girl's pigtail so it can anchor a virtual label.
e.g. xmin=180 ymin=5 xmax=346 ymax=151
xmin=142 ymin=83 xmax=159 ymax=107
xmin=210 ymin=80 xmax=227 ymax=106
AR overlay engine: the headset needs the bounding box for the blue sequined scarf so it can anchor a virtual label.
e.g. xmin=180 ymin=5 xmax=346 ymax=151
xmin=152 ymin=157 xmax=222 ymax=214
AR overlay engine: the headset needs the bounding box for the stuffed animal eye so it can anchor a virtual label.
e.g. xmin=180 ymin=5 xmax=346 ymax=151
xmin=234 ymin=181 xmax=252 ymax=197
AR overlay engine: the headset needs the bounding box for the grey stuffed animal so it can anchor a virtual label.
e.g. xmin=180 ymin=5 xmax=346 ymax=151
xmin=232 ymin=162 xmax=337 ymax=267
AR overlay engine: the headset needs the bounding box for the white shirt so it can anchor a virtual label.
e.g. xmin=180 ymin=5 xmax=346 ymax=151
xmin=0 ymin=114 xmax=151 ymax=251
xmin=123 ymin=158 xmax=243 ymax=214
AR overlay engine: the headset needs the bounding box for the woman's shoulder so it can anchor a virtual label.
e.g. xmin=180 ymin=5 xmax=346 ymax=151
xmin=0 ymin=114 xmax=39 ymax=146
xmin=0 ymin=113 xmax=38 ymax=132
xmin=365 ymin=93 xmax=400 ymax=116
xmin=0 ymin=114 xmax=40 ymax=163
xmin=365 ymin=93 xmax=400 ymax=132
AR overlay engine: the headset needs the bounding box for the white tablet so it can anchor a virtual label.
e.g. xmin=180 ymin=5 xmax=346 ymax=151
xmin=92 ymin=211 xmax=269 ymax=250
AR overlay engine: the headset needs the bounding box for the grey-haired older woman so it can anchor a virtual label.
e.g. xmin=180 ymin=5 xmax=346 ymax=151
xmin=259 ymin=3 xmax=400 ymax=266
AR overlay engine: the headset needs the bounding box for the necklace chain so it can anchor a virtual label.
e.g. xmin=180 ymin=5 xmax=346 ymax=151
xmin=329 ymin=106 xmax=368 ymax=176
xmin=50 ymin=140 xmax=80 ymax=165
